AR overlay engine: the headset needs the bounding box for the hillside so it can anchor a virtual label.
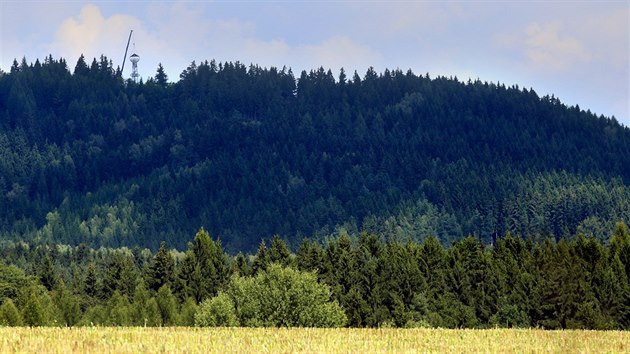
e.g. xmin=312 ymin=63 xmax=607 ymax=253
xmin=0 ymin=56 xmax=628 ymax=251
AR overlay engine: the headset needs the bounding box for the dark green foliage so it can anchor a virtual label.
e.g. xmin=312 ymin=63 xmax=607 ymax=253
xmin=269 ymin=235 xmax=292 ymax=267
xmin=229 ymin=252 xmax=252 ymax=277
xmin=82 ymin=263 xmax=99 ymax=299
xmin=177 ymin=228 xmax=227 ymax=303
xmin=38 ymin=255 xmax=58 ymax=291
xmin=489 ymin=233 xmax=534 ymax=328
xmin=296 ymin=238 xmax=326 ymax=274
xmin=0 ymin=56 xmax=628 ymax=252
xmin=0 ymin=224 xmax=628 ymax=328
xmin=102 ymin=253 xmax=137 ymax=299
xmin=146 ymin=242 xmax=175 ymax=292
xmin=154 ymin=63 xmax=168 ymax=88
xmin=252 ymin=240 xmax=270 ymax=274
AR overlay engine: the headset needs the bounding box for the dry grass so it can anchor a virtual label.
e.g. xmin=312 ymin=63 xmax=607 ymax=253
xmin=0 ymin=327 xmax=627 ymax=353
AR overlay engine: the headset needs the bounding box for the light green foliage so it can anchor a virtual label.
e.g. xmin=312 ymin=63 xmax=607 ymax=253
xmin=54 ymin=282 xmax=81 ymax=326
xmin=0 ymin=298 xmax=22 ymax=326
xmin=0 ymin=262 xmax=29 ymax=300
xmin=22 ymin=292 xmax=45 ymax=326
xmin=145 ymin=298 xmax=162 ymax=327
xmin=130 ymin=282 xmax=150 ymax=326
xmin=179 ymin=297 xmax=198 ymax=326
xmin=156 ymin=285 xmax=179 ymax=326
xmin=78 ymin=305 xmax=107 ymax=326
xmin=195 ymin=292 xmax=239 ymax=327
xmin=199 ymin=264 xmax=346 ymax=327
xmin=106 ymin=291 xmax=130 ymax=326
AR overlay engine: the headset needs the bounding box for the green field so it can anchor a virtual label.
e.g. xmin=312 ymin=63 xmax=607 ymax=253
xmin=0 ymin=327 xmax=627 ymax=353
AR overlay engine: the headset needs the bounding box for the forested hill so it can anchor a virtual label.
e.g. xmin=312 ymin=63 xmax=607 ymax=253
xmin=0 ymin=55 xmax=628 ymax=252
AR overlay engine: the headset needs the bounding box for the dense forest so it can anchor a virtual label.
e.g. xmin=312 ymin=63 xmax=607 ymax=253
xmin=0 ymin=224 xmax=628 ymax=328
xmin=0 ymin=55 xmax=629 ymax=252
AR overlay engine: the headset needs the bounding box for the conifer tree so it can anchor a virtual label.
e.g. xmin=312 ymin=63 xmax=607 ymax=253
xmin=146 ymin=241 xmax=175 ymax=292
xmin=83 ymin=263 xmax=99 ymax=299
xmin=0 ymin=298 xmax=22 ymax=326
xmin=54 ymin=280 xmax=81 ymax=326
xmin=179 ymin=297 xmax=198 ymax=326
xmin=178 ymin=228 xmax=227 ymax=303
xmin=296 ymin=238 xmax=325 ymax=274
xmin=269 ymin=235 xmax=292 ymax=266
xmin=157 ymin=285 xmax=179 ymax=326
xmin=106 ymin=290 xmax=130 ymax=326
xmin=131 ymin=281 xmax=150 ymax=326
xmin=22 ymin=291 xmax=45 ymax=326
xmin=145 ymin=297 xmax=162 ymax=326
xmin=252 ymin=240 xmax=271 ymax=274
xmin=230 ymin=252 xmax=252 ymax=277
xmin=39 ymin=255 xmax=58 ymax=291
xmin=155 ymin=63 xmax=168 ymax=87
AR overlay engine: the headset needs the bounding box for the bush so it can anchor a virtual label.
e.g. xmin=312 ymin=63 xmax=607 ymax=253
xmin=195 ymin=292 xmax=238 ymax=327
xmin=197 ymin=264 xmax=346 ymax=327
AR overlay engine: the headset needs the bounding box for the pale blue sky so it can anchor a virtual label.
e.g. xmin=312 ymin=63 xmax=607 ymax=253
xmin=1 ymin=1 xmax=628 ymax=124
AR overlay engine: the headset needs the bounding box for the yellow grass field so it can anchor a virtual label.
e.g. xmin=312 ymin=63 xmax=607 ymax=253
xmin=0 ymin=327 xmax=627 ymax=353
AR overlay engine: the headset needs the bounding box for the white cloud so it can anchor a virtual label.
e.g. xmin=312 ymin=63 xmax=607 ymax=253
xmin=49 ymin=4 xmax=166 ymax=77
xmin=524 ymin=22 xmax=591 ymax=72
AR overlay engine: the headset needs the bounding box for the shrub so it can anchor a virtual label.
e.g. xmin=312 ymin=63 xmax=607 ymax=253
xmin=195 ymin=292 xmax=238 ymax=327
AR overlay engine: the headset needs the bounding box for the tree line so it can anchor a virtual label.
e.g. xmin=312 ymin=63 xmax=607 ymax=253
xmin=0 ymin=222 xmax=628 ymax=329
xmin=0 ymin=55 xmax=629 ymax=252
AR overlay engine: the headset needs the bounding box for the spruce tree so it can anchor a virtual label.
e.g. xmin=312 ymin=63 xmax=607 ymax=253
xmin=54 ymin=281 xmax=81 ymax=326
xmin=39 ymin=255 xmax=58 ymax=291
xmin=146 ymin=241 xmax=175 ymax=292
xmin=230 ymin=252 xmax=252 ymax=277
xmin=22 ymin=292 xmax=45 ymax=326
xmin=155 ymin=63 xmax=168 ymax=87
xmin=0 ymin=298 xmax=22 ymax=326
xmin=106 ymin=290 xmax=130 ymax=326
xmin=252 ymin=240 xmax=271 ymax=274
xmin=131 ymin=281 xmax=150 ymax=326
xmin=156 ymin=285 xmax=179 ymax=326
xmin=83 ymin=263 xmax=99 ymax=299
xmin=145 ymin=298 xmax=162 ymax=326
xmin=178 ymin=228 xmax=227 ymax=303
xmin=269 ymin=235 xmax=292 ymax=267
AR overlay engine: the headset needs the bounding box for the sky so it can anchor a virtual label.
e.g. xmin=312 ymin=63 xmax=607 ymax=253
xmin=1 ymin=1 xmax=628 ymax=125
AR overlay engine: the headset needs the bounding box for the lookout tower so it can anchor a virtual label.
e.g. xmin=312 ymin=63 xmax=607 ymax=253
xmin=130 ymin=53 xmax=140 ymax=82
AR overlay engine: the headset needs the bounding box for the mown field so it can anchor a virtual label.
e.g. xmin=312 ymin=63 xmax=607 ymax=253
xmin=0 ymin=327 xmax=627 ymax=353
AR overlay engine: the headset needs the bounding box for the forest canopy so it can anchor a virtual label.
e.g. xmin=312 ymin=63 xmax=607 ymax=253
xmin=0 ymin=55 xmax=628 ymax=252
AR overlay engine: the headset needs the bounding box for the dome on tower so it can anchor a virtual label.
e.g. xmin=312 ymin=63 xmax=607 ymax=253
xmin=130 ymin=53 xmax=140 ymax=63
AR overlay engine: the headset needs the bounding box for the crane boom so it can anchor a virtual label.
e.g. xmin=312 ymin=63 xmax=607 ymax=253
xmin=121 ymin=30 xmax=133 ymax=75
